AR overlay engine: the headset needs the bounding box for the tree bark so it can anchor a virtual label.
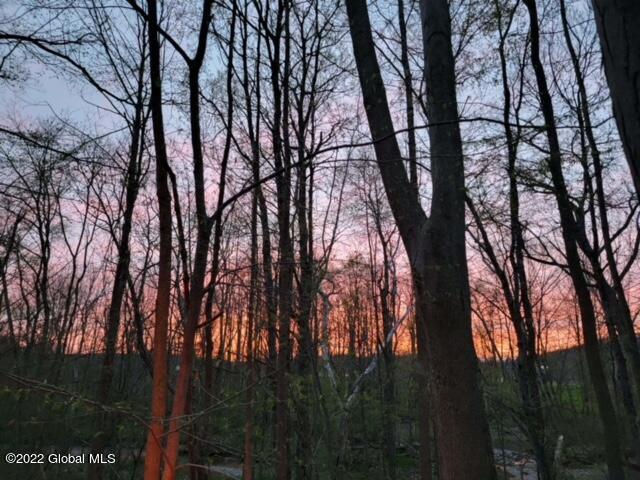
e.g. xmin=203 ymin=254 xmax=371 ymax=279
xmin=161 ymin=2 xmax=217 ymax=478
xmin=143 ymin=1 xmax=172 ymax=478
xmin=269 ymin=3 xmax=294 ymax=479
xmin=345 ymin=0 xmax=496 ymax=478
xmin=591 ymin=0 xmax=640 ymax=200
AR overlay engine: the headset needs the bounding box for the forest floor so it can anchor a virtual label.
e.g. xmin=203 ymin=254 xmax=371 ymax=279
xmin=496 ymin=448 xmax=606 ymax=479
xmin=196 ymin=450 xmax=608 ymax=480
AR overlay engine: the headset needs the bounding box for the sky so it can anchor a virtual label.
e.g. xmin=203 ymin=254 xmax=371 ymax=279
xmin=1 ymin=0 xmax=638 ymax=361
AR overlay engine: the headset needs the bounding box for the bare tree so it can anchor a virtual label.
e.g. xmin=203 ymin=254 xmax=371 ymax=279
xmin=522 ymin=0 xmax=625 ymax=477
xmin=345 ymin=0 xmax=496 ymax=478
xmin=142 ymin=0 xmax=173 ymax=477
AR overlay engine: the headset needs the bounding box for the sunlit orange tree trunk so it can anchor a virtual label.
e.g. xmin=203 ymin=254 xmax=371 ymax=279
xmin=143 ymin=0 xmax=172 ymax=477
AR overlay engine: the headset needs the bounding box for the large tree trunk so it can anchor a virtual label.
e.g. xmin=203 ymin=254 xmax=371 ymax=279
xmin=417 ymin=1 xmax=496 ymax=477
xmin=345 ymin=1 xmax=496 ymax=478
xmin=591 ymin=0 xmax=640 ymax=200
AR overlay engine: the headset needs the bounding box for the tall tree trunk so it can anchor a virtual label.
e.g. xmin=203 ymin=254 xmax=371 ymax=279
xmin=143 ymin=1 xmax=172 ymax=477
xmin=161 ymin=3 xmax=215 ymax=479
xmin=523 ymin=1 xmax=626 ymax=477
xmin=267 ymin=3 xmax=295 ymax=479
xmin=345 ymin=1 xmax=496 ymax=478
xmin=590 ymin=0 xmax=640 ymax=200
xmin=602 ymin=300 xmax=639 ymax=443
xmin=561 ymin=0 xmax=640 ymax=444
xmin=417 ymin=3 xmax=496 ymax=478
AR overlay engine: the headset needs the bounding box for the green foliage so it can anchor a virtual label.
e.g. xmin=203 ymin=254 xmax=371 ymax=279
xmin=0 ymin=352 xmax=619 ymax=479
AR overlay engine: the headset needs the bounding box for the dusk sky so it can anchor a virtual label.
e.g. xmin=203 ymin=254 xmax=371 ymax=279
xmin=2 ymin=1 xmax=640 ymax=479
